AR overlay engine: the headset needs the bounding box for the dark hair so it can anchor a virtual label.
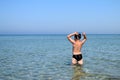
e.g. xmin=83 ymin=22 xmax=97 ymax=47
xmin=74 ymin=34 xmax=81 ymax=40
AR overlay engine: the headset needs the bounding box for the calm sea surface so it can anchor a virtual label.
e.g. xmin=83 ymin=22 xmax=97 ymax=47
xmin=0 ymin=34 xmax=120 ymax=80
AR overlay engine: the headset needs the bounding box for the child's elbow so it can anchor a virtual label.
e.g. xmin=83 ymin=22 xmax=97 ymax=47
xmin=67 ymin=35 xmax=70 ymax=39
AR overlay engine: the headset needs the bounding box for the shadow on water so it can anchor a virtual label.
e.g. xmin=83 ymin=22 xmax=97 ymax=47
xmin=71 ymin=65 xmax=87 ymax=80
xmin=71 ymin=64 xmax=120 ymax=80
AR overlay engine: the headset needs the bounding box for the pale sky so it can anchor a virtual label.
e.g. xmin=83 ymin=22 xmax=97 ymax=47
xmin=0 ymin=0 xmax=120 ymax=34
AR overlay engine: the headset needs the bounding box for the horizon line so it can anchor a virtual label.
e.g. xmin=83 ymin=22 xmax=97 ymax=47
xmin=0 ymin=33 xmax=120 ymax=35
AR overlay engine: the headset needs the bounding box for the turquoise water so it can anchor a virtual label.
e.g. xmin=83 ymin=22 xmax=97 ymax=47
xmin=0 ymin=34 xmax=120 ymax=80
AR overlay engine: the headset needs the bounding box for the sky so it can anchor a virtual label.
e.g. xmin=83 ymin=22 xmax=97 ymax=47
xmin=0 ymin=0 xmax=120 ymax=34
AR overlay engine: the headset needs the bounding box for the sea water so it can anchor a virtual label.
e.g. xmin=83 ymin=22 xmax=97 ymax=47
xmin=0 ymin=34 xmax=120 ymax=80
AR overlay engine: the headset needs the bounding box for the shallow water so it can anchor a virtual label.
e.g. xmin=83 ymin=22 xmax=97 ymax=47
xmin=0 ymin=34 xmax=120 ymax=80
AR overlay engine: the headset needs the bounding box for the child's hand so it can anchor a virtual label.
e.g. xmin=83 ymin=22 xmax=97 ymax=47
xmin=74 ymin=32 xmax=79 ymax=35
xmin=82 ymin=32 xmax=86 ymax=35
